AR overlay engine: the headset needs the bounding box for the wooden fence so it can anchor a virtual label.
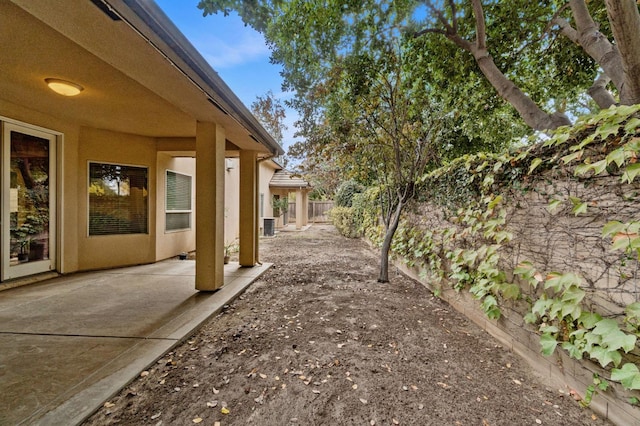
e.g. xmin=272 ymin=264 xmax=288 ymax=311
xmin=287 ymin=200 xmax=334 ymax=223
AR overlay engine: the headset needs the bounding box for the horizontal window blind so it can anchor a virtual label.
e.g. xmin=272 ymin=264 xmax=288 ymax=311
xmin=89 ymin=163 xmax=148 ymax=235
xmin=166 ymin=171 xmax=192 ymax=232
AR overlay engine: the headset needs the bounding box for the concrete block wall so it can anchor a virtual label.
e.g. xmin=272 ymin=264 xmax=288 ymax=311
xmin=395 ymin=261 xmax=640 ymax=425
xmin=396 ymin=172 xmax=640 ymax=424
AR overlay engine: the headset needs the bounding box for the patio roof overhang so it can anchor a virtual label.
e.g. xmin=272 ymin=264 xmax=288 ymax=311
xmin=1 ymin=0 xmax=283 ymax=157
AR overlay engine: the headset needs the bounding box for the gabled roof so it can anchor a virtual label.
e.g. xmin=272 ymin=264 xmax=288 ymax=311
xmin=269 ymin=170 xmax=311 ymax=189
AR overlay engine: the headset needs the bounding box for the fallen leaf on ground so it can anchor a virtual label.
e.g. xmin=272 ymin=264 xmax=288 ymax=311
xmin=360 ymin=398 xmax=368 ymax=404
xmin=206 ymin=401 xmax=218 ymax=408
xmin=151 ymin=412 xmax=161 ymax=420
xmin=221 ymin=407 xmax=230 ymax=414
xmin=192 ymin=417 xmax=202 ymax=423
xmin=140 ymin=371 xmax=149 ymax=377
xmin=392 ymin=419 xmax=399 ymax=425
xmin=103 ymin=402 xmax=115 ymax=408
xmin=259 ymin=373 xmax=267 ymax=379
xmin=352 ymin=384 xmax=358 ymax=390
xmin=513 ymin=379 xmax=522 ymax=385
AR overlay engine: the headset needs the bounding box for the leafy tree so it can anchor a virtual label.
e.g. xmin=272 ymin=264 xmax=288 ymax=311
xmin=251 ymin=90 xmax=287 ymax=144
xmin=199 ymin=0 xmax=640 ymax=134
xmin=251 ymin=90 xmax=289 ymax=166
xmin=320 ymin=43 xmax=441 ymax=282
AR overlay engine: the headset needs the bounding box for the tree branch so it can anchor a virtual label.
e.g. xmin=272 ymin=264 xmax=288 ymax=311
xmin=471 ymin=0 xmax=486 ymax=51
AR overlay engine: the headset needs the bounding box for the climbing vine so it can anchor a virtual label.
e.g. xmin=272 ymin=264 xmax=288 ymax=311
xmin=333 ymin=104 xmax=640 ymax=405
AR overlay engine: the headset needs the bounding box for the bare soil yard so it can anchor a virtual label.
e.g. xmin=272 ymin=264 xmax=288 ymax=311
xmin=85 ymin=224 xmax=609 ymax=425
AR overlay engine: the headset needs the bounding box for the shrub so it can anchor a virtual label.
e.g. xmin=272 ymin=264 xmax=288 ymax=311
xmin=328 ymin=206 xmax=361 ymax=238
xmin=334 ymin=180 xmax=364 ymax=207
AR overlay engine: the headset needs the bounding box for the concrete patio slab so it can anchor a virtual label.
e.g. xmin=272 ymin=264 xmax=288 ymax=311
xmin=0 ymin=260 xmax=271 ymax=426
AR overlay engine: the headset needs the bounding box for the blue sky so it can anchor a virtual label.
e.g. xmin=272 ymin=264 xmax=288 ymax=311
xmin=155 ymin=1 xmax=297 ymax=151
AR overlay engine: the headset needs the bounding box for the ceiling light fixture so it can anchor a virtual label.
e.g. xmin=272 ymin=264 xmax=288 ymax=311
xmin=45 ymin=78 xmax=84 ymax=96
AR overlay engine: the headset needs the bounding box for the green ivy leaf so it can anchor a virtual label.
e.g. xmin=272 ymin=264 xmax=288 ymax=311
xmin=596 ymin=121 xmax=620 ymax=139
xmin=532 ymin=297 xmax=552 ymax=317
xmin=624 ymin=118 xmax=640 ymax=134
xmin=625 ymin=302 xmax=640 ymax=320
xmin=540 ymin=333 xmax=558 ymax=356
xmin=562 ymin=341 xmax=584 ymax=359
xmin=561 ymin=150 xmax=584 ymax=164
xmin=514 ymin=261 xmax=534 ymax=275
xmin=602 ymin=221 xmax=625 ymax=238
xmin=547 ymin=199 xmax=562 ymax=213
xmin=590 ymin=345 xmax=622 ymax=368
xmin=611 ymin=363 xmax=640 ymax=390
xmin=607 ymin=148 xmax=625 ymax=167
xmin=621 ymin=163 xmax=640 ymax=184
xmin=574 ymin=163 xmax=592 ymax=177
xmin=524 ymin=312 xmax=538 ymax=324
xmin=592 ymin=318 xmax=637 ymax=352
xmin=487 ymin=195 xmax=503 ymax=210
xmin=578 ymin=312 xmax=602 ymax=329
xmin=569 ymin=197 xmax=587 ymax=215
xmin=501 ymin=283 xmax=520 ymax=300
xmin=591 ymin=159 xmax=608 ymax=175
xmin=562 ymin=285 xmax=586 ymax=305
xmin=528 ymin=158 xmax=543 ymax=175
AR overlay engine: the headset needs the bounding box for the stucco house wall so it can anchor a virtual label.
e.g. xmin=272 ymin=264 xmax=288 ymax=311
xmin=0 ymin=0 xmax=282 ymax=287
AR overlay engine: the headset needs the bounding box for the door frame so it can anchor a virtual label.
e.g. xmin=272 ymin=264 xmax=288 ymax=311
xmin=1 ymin=118 xmax=61 ymax=281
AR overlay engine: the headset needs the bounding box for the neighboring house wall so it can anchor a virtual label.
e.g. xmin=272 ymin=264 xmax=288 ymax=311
xmin=259 ymin=160 xmax=278 ymax=232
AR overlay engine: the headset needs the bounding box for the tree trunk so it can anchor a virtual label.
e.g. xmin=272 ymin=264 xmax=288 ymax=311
xmin=377 ymin=199 xmax=404 ymax=283
xmin=563 ymin=0 xmax=625 ymax=92
xmin=450 ymin=0 xmax=572 ymax=131
xmin=588 ymin=74 xmax=617 ymax=109
xmin=605 ymin=0 xmax=640 ymax=105
xmin=472 ymin=51 xmax=571 ymax=131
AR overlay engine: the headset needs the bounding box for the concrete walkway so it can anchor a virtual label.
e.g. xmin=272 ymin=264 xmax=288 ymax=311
xmin=0 ymin=260 xmax=271 ymax=425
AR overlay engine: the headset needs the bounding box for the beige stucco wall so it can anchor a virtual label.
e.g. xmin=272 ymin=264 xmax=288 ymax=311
xmin=224 ymin=158 xmax=240 ymax=246
xmin=155 ymin=154 xmax=196 ymax=260
xmin=1 ymin=99 xmax=270 ymax=279
xmin=77 ymin=127 xmax=157 ymax=270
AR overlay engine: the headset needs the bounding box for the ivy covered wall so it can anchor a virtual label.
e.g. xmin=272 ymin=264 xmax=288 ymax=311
xmin=330 ymin=105 xmax=640 ymax=424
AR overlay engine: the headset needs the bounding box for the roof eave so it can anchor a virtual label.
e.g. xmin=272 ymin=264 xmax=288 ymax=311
xmin=118 ymin=0 xmax=284 ymax=156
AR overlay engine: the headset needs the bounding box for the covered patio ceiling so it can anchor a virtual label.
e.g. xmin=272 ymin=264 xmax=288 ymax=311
xmin=1 ymin=0 xmax=282 ymax=156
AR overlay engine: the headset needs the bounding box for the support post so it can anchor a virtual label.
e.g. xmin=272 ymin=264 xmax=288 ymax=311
xmin=302 ymin=190 xmax=309 ymax=227
xmin=195 ymin=121 xmax=225 ymax=291
xmin=295 ymin=189 xmax=304 ymax=230
xmin=239 ymin=150 xmax=258 ymax=266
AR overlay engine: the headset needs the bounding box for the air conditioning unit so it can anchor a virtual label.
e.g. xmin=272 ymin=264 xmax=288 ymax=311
xmin=263 ymin=217 xmax=275 ymax=237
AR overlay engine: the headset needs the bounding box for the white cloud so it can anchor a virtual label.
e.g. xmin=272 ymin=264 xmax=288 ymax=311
xmin=196 ymin=32 xmax=270 ymax=69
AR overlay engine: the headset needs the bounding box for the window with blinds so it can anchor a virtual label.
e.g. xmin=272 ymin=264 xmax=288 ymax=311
xmin=89 ymin=163 xmax=148 ymax=235
xmin=166 ymin=170 xmax=192 ymax=232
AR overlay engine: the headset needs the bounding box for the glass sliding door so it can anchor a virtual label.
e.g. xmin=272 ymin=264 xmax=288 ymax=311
xmin=2 ymin=122 xmax=56 ymax=281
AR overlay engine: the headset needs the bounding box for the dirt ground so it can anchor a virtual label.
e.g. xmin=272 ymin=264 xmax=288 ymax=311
xmin=85 ymin=224 xmax=610 ymax=426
